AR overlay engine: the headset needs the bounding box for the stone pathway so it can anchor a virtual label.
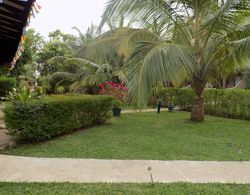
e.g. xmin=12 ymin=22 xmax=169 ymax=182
xmin=0 ymin=104 xmax=15 ymax=149
xmin=0 ymin=155 xmax=250 ymax=183
xmin=122 ymin=108 xmax=168 ymax=114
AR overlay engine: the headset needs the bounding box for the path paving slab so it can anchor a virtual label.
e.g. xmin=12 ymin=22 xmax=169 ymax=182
xmin=122 ymin=108 xmax=168 ymax=114
xmin=0 ymin=155 xmax=250 ymax=183
xmin=0 ymin=130 xmax=15 ymax=150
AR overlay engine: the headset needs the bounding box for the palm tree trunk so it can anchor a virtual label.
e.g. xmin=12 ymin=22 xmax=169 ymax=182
xmin=191 ymin=77 xmax=206 ymax=121
xmin=191 ymin=96 xmax=205 ymax=121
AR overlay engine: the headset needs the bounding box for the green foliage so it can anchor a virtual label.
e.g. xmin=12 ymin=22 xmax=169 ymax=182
xmin=55 ymin=86 xmax=65 ymax=94
xmin=100 ymin=0 xmax=250 ymax=121
xmin=155 ymin=88 xmax=250 ymax=120
xmin=0 ymin=77 xmax=16 ymax=97
xmin=35 ymin=86 xmax=44 ymax=96
xmin=154 ymin=88 xmax=194 ymax=109
xmin=4 ymin=95 xmax=114 ymax=142
xmin=18 ymin=79 xmax=29 ymax=89
xmin=48 ymin=57 xmax=114 ymax=94
xmin=10 ymin=29 xmax=44 ymax=80
xmin=7 ymin=87 xmax=33 ymax=102
xmin=37 ymin=76 xmax=52 ymax=94
xmin=204 ymin=89 xmax=250 ymax=120
xmin=245 ymin=66 xmax=250 ymax=89
xmin=112 ymin=99 xmax=122 ymax=109
xmin=37 ymin=30 xmax=77 ymax=76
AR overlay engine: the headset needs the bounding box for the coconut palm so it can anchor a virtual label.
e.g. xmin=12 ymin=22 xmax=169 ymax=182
xmin=99 ymin=0 xmax=250 ymax=121
xmin=83 ymin=27 xmax=161 ymax=86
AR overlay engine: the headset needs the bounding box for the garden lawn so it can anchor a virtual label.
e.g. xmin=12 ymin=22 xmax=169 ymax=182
xmin=0 ymin=183 xmax=250 ymax=195
xmin=2 ymin=112 xmax=250 ymax=160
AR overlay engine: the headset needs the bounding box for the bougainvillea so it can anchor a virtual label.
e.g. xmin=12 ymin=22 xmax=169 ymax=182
xmin=99 ymin=81 xmax=128 ymax=103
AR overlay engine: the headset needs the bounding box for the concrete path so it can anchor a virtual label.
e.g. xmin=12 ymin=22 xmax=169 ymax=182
xmin=0 ymin=104 xmax=15 ymax=149
xmin=0 ymin=155 xmax=250 ymax=183
xmin=122 ymin=108 xmax=168 ymax=114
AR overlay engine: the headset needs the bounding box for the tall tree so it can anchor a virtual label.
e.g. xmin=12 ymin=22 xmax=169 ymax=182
xmin=8 ymin=29 xmax=44 ymax=86
xmin=37 ymin=30 xmax=75 ymax=76
xmin=100 ymin=0 xmax=250 ymax=121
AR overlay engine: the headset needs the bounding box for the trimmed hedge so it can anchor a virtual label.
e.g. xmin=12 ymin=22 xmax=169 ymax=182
xmin=0 ymin=77 xmax=16 ymax=97
xmin=4 ymin=95 xmax=114 ymax=142
xmin=155 ymin=88 xmax=250 ymax=120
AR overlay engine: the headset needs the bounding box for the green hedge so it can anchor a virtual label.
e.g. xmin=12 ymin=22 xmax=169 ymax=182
xmin=0 ymin=77 xmax=16 ymax=97
xmin=155 ymin=88 xmax=250 ymax=120
xmin=4 ymin=95 xmax=114 ymax=142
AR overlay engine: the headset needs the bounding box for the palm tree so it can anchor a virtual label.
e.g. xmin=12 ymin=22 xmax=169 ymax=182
xmin=48 ymin=57 xmax=113 ymax=93
xmin=83 ymin=27 xmax=160 ymax=82
xmin=99 ymin=0 xmax=250 ymax=121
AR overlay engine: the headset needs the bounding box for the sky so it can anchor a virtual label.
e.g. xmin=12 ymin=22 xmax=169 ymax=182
xmin=29 ymin=0 xmax=108 ymax=38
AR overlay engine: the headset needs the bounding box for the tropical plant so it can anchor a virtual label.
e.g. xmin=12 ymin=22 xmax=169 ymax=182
xmin=55 ymin=86 xmax=65 ymax=94
xmin=7 ymin=87 xmax=33 ymax=101
xmin=208 ymin=59 xmax=246 ymax=89
xmin=244 ymin=62 xmax=250 ymax=89
xmin=83 ymin=27 xmax=160 ymax=84
xmin=99 ymin=81 xmax=128 ymax=105
xmin=48 ymin=57 xmax=114 ymax=93
xmin=100 ymin=0 xmax=250 ymax=121
xmin=0 ymin=77 xmax=16 ymax=97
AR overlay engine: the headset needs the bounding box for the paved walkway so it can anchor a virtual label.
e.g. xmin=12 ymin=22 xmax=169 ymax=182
xmin=122 ymin=108 xmax=168 ymax=114
xmin=0 ymin=104 xmax=15 ymax=149
xmin=0 ymin=155 xmax=250 ymax=183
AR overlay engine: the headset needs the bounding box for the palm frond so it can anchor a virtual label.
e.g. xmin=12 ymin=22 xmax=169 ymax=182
xmin=124 ymin=41 xmax=193 ymax=106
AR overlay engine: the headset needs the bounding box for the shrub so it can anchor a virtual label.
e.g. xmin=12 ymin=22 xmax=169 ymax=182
xmin=0 ymin=77 xmax=16 ymax=97
xmin=245 ymin=66 xmax=250 ymax=89
xmin=55 ymin=86 xmax=65 ymax=94
xmin=204 ymin=89 xmax=250 ymax=120
xmin=35 ymin=86 xmax=44 ymax=96
xmin=154 ymin=88 xmax=250 ymax=120
xmin=37 ymin=76 xmax=51 ymax=94
xmin=153 ymin=88 xmax=193 ymax=110
xmin=4 ymin=95 xmax=114 ymax=142
xmin=99 ymin=82 xmax=128 ymax=107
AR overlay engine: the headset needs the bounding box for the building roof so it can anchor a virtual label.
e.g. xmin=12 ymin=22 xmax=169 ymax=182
xmin=0 ymin=0 xmax=35 ymax=65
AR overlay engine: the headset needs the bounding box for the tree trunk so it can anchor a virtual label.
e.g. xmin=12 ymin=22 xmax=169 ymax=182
xmin=191 ymin=96 xmax=205 ymax=122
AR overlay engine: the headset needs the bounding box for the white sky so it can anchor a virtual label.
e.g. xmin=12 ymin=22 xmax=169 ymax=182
xmin=29 ymin=0 xmax=108 ymax=38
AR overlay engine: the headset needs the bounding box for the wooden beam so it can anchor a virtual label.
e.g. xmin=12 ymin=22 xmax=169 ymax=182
xmin=3 ymin=0 xmax=25 ymax=11
xmin=0 ymin=20 xmax=23 ymax=32
xmin=0 ymin=33 xmax=18 ymax=40
xmin=0 ymin=29 xmax=20 ymax=38
xmin=0 ymin=4 xmax=24 ymax=20
xmin=0 ymin=13 xmax=22 ymax=23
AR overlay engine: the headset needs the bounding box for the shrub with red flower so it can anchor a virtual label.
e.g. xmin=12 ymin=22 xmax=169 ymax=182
xmin=99 ymin=81 xmax=128 ymax=104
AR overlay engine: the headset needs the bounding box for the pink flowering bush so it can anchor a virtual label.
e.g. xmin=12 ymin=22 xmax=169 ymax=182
xmin=99 ymin=81 xmax=128 ymax=107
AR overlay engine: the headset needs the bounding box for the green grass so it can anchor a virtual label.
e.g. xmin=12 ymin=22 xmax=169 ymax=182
xmin=0 ymin=183 xmax=250 ymax=195
xmin=2 ymin=112 xmax=250 ymax=160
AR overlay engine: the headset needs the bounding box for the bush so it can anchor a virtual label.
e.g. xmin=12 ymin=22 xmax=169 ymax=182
xmin=204 ymin=89 xmax=250 ymax=120
xmin=154 ymin=88 xmax=250 ymax=120
xmin=244 ymin=67 xmax=250 ymax=89
xmin=37 ymin=76 xmax=51 ymax=94
xmin=55 ymin=86 xmax=65 ymax=94
xmin=99 ymin=82 xmax=128 ymax=104
xmin=0 ymin=77 xmax=16 ymax=97
xmin=153 ymin=88 xmax=193 ymax=110
xmin=4 ymin=95 xmax=114 ymax=142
